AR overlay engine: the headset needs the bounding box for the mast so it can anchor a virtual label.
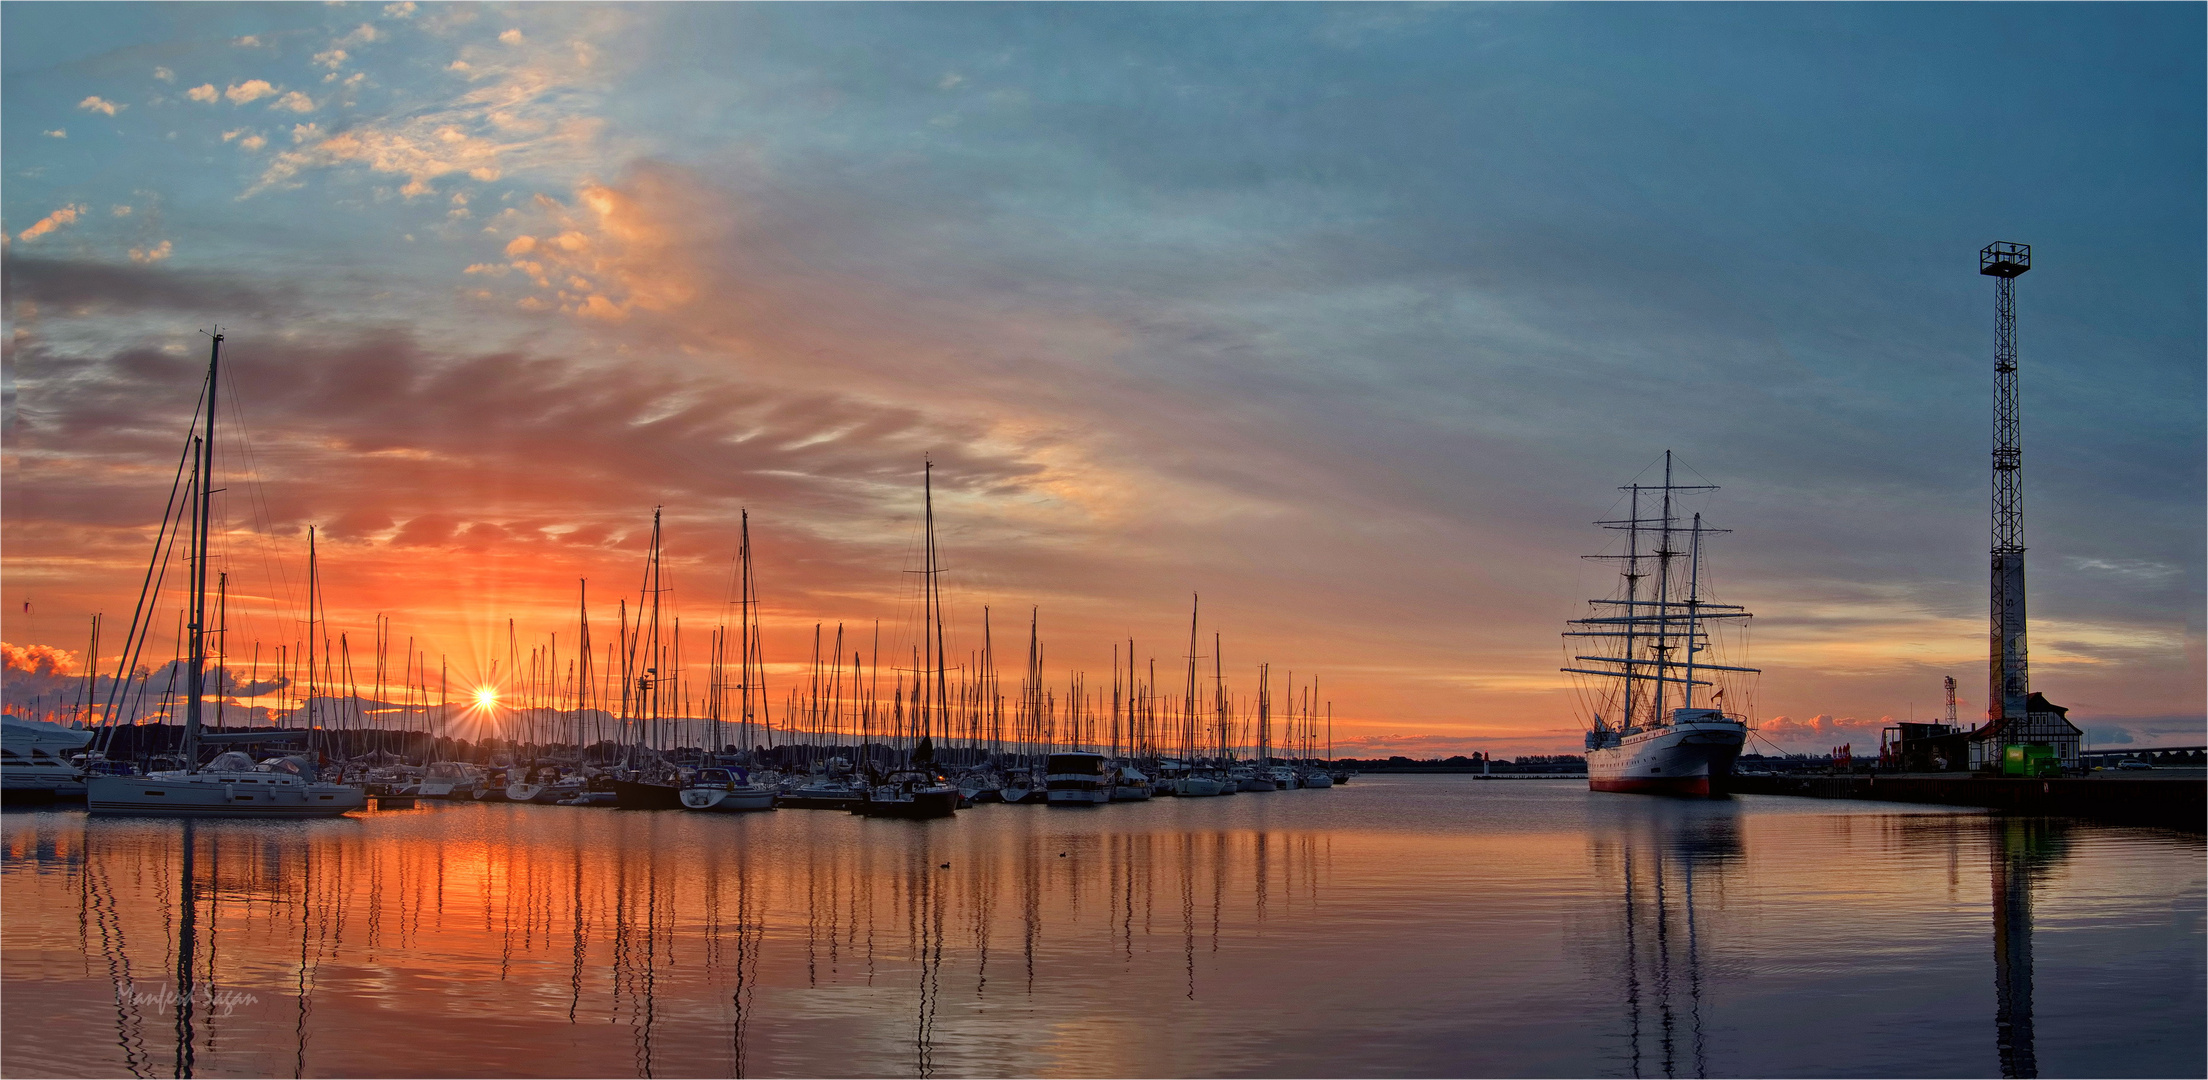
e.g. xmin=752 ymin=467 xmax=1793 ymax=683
xmin=1214 ymin=632 xmax=1227 ymax=763
xmin=925 ymin=459 xmax=949 ymax=757
xmin=1683 ymin=512 xmax=1702 ymax=709
xmin=1562 ymin=455 xmax=1752 ymax=733
xmin=1651 ymin=452 xmax=1676 ymax=725
xmin=182 ymin=333 xmax=220 ymax=767
xmin=1184 ymin=595 xmax=1199 ymax=764
xmin=306 ymin=526 xmax=318 ymax=734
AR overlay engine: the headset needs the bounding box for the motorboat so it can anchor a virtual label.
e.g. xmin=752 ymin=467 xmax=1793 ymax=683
xmin=1044 ymin=752 xmax=1114 ymax=806
xmin=2 ymin=718 xmax=91 ymax=804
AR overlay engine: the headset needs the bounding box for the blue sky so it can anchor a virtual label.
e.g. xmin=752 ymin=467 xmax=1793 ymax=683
xmin=3 ymin=3 xmax=2201 ymax=752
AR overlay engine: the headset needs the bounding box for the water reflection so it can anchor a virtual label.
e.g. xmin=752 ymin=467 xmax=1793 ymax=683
xmin=13 ymin=808 xmax=1349 ymax=1076
xmin=5 ymin=784 xmax=2196 ymax=1079
xmin=1592 ymin=806 xmax=1742 ymax=1079
xmin=1991 ymin=818 xmax=2069 ymax=1080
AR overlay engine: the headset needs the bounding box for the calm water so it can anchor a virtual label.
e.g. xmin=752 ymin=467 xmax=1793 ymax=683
xmin=2 ymin=777 xmax=2201 ymax=1078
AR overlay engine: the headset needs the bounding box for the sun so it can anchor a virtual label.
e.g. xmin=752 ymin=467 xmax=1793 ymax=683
xmin=474 ymin=687 xmax=499 ymax=711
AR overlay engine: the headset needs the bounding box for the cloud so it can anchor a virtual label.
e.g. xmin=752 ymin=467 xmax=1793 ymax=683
xmin=0 ymin=255 xmax=297 ymax=316
xmin=235 ymin=35 xmax=261 ymax=47
xmin=1754 ymin=713 xmax=1893 ymax=750
xmin=272 ymin=90 xmax=315 ymax=113
xmin=111 ymin=205 xmax=132 ymax=217
xmin=43 ymin=128 xmax=65 ymax=139
xmin=314 ymin=48 xmax=349 ymax=71
xmin=128 ymin=240 xmax=173 ymax=264
xmin=16 ymin=205 xmax=86 ymax=242
xmin=385 ymin=1 xmax=417 ymax=17
xmin=3 ymin=643 xmax=78 ymax=679
xmin=77 ymin=96 xmax=122 ymax=116
xmin=248 ymin=9 xmax=628 ymax=198
xmin=479 ymin=170 xmax=711 ymax=320
xmin=226 ymin=80 xmax=276 ymax=104
xmin=499 ymin=28 xmax=524 ymax=45
xmin=0 ymin=643 xmax=83 ymax=716
xmin=187 ymin=83 xmax=219 ymax=103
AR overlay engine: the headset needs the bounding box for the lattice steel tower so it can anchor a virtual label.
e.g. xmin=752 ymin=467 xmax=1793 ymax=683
xmin=1981 ymin=241 xmax=2031 ymax=721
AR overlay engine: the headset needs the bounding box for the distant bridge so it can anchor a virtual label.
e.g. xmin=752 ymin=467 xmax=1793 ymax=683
xmin=2079 ymin=745 xmax=2203 ymax=767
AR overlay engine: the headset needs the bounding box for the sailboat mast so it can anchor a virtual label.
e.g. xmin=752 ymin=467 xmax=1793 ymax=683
xmin=1184 ymin=594 xmax=1199 ymax=763
xmin=1620 ymin=485 xmax=1641 ymax=730
xmin=1683 ymin=512 xmax=1704 ymax=709
xmin=925 ymin=459 xmax=950 ymax=750
xmin=1651 ymin=451 xmax=1678 ymax=725
xmin=182 ymin=333 xmax=221 ymax=766
xmin=307 ymin=525 xmax=318 ymax=733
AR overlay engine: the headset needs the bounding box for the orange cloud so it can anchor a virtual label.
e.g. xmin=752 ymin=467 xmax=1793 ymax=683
xmin=16 ymin=204 xmax=86 ymax=242
xmin=483 ymin=171 xmax=706 ymax=320
xmin=226 ymin=79 xmax=277 ymax=104
xmin=3 ymin=642 xmax=77 ymax=678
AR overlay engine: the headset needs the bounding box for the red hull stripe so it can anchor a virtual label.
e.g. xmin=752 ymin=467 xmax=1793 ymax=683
xmin=1590 ymin=776 xmax=1712 ymax=797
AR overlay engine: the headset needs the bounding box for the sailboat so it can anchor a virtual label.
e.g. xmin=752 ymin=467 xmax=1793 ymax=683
xmin=854 ymin=461 xmax=959 ymax=819
xmin=680 ymin=765 xmax=777 ymax=811
xmin=86 ymin=333 xmax=365 ymax=818
xmin=611 ymin=509 xmax=688 ymax=809
xmin=1565 ymin=453 xmax=1758 ymax=797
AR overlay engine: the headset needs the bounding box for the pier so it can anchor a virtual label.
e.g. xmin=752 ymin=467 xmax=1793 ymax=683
xmin=1727 ymin=771 xmax=2205 ymax=830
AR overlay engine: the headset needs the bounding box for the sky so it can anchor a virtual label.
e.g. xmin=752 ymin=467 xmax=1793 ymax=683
xmin=3 ymin=2 xmax=2201 ymax=756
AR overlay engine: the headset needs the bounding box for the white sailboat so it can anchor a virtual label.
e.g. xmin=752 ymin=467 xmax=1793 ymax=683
xmin=85 ymin=333 xmax=365 ymax=818
xmin=417 ymin=760 xmax=482 ymax=799
xmin=1565 ymin=453 xmax=1758 ymax=797
xmin=680 ymin=767 xmax=777 ymax=812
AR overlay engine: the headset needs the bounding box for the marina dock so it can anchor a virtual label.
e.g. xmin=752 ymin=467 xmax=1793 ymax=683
xmin=1727 ymin=771 xmax=2205 ymax=830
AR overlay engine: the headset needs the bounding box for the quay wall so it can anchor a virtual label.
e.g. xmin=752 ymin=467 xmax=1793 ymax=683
xmin=1727 ymin=772 xmax=2205 ymax=831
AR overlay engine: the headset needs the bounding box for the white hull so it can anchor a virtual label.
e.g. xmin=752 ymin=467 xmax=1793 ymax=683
xmin=3 ymin=763 xmax=86 ymax=799
xmin=87 ymin=771 xmax=366 ymax=818
xmin=4 ymin=719 xmax=94 ymax=801
xmin=1586 ymin=721 xmax=1746 ymax=797
xmin=680 ymin=786 xmax=777 ymax=812
xmin=1046 ymin=787 xmax=1112 ymax=806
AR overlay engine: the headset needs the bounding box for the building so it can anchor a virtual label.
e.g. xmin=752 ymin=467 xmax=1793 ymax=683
xmin=1967 ymin=692 xmax=2082 ymax=771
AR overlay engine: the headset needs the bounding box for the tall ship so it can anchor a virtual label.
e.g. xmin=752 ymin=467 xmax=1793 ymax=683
xmin=1564 ymin=453 xmax=1758 ymax=796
